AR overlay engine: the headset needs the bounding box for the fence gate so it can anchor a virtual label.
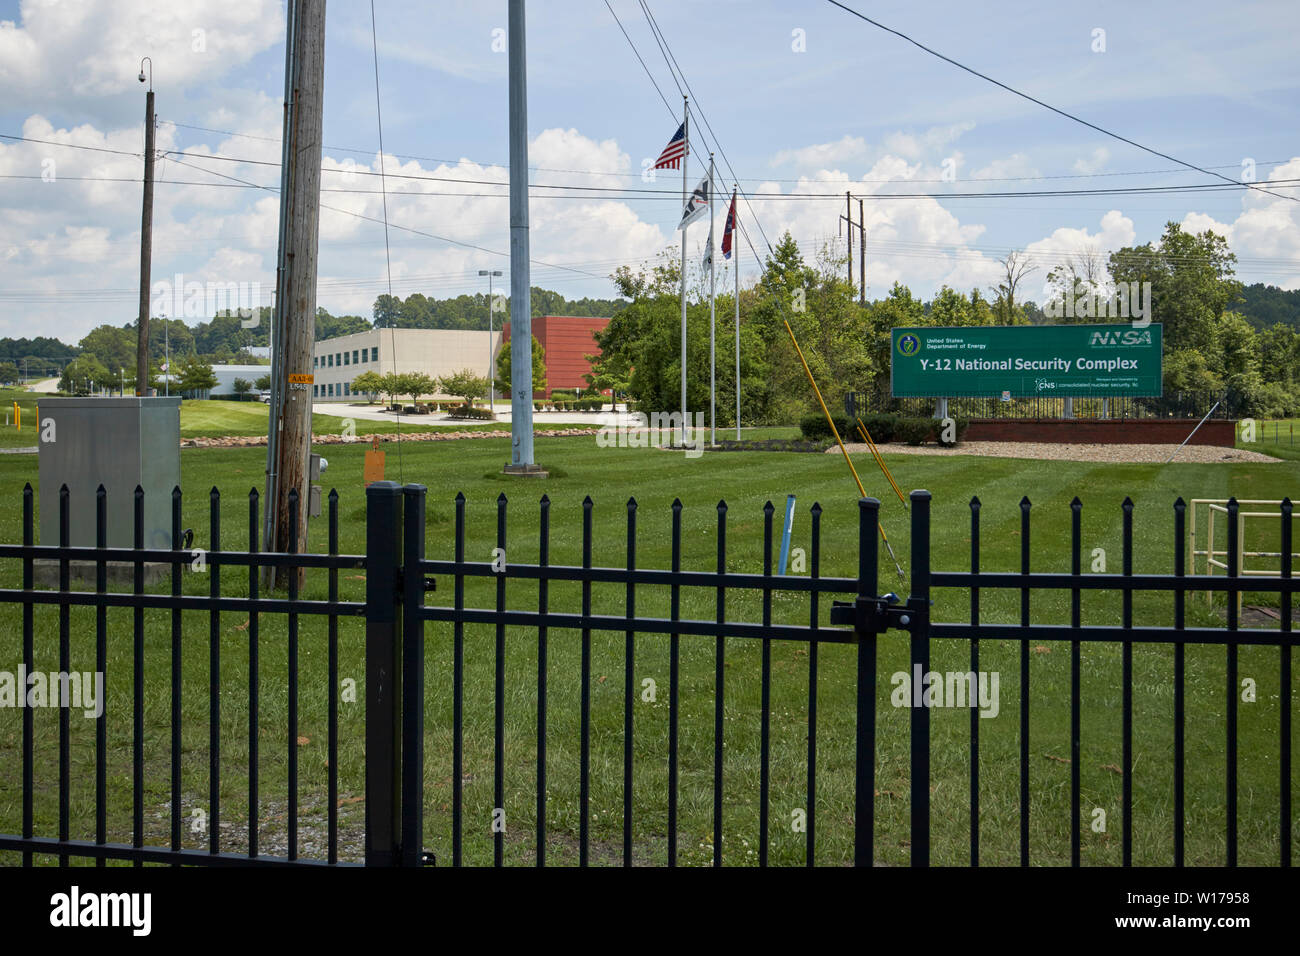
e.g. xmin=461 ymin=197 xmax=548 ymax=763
xmin=365 ymin=482 xmax=1294 ymax=868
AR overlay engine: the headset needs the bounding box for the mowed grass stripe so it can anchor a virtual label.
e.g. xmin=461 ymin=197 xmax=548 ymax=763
xmin=0 ymin=436 xmax=1295 ymax=865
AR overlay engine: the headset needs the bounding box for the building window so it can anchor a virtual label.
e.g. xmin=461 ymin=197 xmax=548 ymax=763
xmin=313 ymin=356 xmax=318 ymax=368
xmin=335 ymin=353 xmax=341 ymax=367
xmin=343 ymin=352 xmax=349 ymax=366
xmin=344 ymin=382 xmax=350 ymax=396
xmin=328 ymin=383 xmax=334 ymax=397
xmin=353 ymin=350 xmax=359 ymax=365
xmin=327 ymin=354 xmax=333 ymax=367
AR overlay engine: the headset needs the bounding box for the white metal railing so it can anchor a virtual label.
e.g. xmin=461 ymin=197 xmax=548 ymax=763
xmin=1188 ymin=498 xmax=1299 ymax=608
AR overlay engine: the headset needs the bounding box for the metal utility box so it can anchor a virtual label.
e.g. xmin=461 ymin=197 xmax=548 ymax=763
xmin=37 ymin=397 xmax=182 ymax=550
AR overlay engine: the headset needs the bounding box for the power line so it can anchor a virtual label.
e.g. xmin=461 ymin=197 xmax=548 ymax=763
xmin=11 ymin=164 xmax=1298 ymax=201
xmin=163 ymin=154 xmax=607 ymax=279
xmin=639 ymin=1 xmax=775 ymax=259
xmin=157 ymin=118 xmax=1293 ymax=187
xmin=0 ymin=132 xmax=142 ymax=158
xmin=602 ymin=1 xmax=676 ymax=120
xmin=823 ymin=0 xmax=1300 ymax=205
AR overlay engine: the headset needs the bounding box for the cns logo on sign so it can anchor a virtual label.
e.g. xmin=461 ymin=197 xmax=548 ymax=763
xmin=897 ymin=334 xmax=920 ymax=357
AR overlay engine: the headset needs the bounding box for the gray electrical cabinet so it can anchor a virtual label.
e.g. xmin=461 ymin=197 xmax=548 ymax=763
xmin=37 ymin=397 xmax=182 ymax=551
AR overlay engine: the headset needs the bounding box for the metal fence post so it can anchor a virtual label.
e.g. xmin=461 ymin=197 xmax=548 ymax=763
xmin=401 ymin=483 xmax=427 ymax=866
xmin=365 ymin=481 xmax=403 ymax=866
xmin=855 ymin=496 xmax=880 ymax=868
xmin=909 ymin=490 xmax=932 ymax=866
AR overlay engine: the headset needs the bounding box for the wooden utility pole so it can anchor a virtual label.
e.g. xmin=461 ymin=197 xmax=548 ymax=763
xmin=845 ymin=191 xmax=852 ymax=289
xmin=136 ymin=61 xmax=155 ymax=395
xmin=858 ymin=197 xmax=866 ymax=305
xmin=265 ymin=0 xmax=326 ymax=585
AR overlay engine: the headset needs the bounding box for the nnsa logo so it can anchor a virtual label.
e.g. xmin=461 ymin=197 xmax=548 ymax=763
xmin=1088 ymin=329 xmax=1152 ymax=347
xmin=50 ymin=886 xmax=151 ymax=936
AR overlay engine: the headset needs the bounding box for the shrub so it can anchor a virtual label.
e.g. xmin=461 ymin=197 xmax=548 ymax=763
xmin=447 ymin=404 xmax=497 ymax=421
xmin=894 ymin=417 xmax=933 ymax=446
xmin=799 ymin=413 xmax=854 ymax=441
xmin=857 ymin=413 xmax=899 ymax=444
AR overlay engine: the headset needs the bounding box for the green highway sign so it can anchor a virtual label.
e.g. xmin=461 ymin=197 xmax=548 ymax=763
xmin=890 ymin=323 xmax=1163 ymax=398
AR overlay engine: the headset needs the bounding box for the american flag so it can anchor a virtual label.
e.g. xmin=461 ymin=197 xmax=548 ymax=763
xmin=653 ymin=123 xmax=687 ymax=170
xmin=722 ymin=193 xmax=737 ymax=260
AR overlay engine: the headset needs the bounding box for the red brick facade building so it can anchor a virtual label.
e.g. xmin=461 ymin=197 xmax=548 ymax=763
xmin=503 ymin=314 xmax=610 ymax=398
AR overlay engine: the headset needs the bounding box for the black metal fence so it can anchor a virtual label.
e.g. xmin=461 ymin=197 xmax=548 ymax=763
xmin=0 ymin=482 xmax=1294 ymax=866
xmin=847 ymin=391 xmax=1244 ymax=421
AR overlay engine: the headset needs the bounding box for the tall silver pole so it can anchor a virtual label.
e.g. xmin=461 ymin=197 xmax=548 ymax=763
xmin=488 ymin=272 xmax=493 ymax=406
xmin=679 ymin=97 xmax=688 ymax=445
xmin=506 ymin=0 xmax=539 ymax=471
xmin=733 ymin=185 xmax=740 ymax=440
xmin=707 ymin=153 xmax=715 ymax=447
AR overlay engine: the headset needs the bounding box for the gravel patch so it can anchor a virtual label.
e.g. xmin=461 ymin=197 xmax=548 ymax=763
xmin=835 ymin=441 xmax=1281 ymax=464
xmin=182 ymin=428 xmax=599 ymax=448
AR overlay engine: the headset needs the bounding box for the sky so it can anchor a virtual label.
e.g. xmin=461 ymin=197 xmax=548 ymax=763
xmin=1 ymin=0 xmax=1298 ymax=344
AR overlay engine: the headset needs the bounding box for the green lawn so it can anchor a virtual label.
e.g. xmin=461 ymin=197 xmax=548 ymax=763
xmin=0 ymin=387 xmax=43 ymax=450
xmin=0 ymin=434 xmax=1296 ymax=866
xmin=1236 ymin=418 xmax=1300 ymax=463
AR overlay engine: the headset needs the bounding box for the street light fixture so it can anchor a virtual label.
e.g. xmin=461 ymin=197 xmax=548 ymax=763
xmin=478 ymin=269 xmax=503 ymax=409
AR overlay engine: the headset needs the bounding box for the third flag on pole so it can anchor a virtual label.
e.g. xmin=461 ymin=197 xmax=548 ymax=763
xmin=722 ymin=192 xmax=736 ymax=260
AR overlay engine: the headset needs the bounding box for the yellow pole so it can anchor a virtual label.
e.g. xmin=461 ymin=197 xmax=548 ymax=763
xmin=856 ymin=418 xmax=906 ymax=507
xmin=784 ymin=319 xmax=865 ymax=496
xmin=783 ymin=319 xmax=905 ymax=579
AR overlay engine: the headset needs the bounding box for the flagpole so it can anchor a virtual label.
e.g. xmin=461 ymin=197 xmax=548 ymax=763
xmin=708 ymin=152 xmax=716 ymax=447
xmin=733 ymin=185 xmax=740 ymax=441
xmin=679 ymin=96 xmax=688 ymax=447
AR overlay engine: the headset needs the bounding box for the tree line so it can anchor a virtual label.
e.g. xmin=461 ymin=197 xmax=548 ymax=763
xmin=4 ymin=286 xmax=622 ymax=387
xmin=588 ymin=222 xmax=1300 ymax=424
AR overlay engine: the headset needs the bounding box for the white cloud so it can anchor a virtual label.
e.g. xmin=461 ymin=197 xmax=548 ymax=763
xmin=771 ymin=135 xmax=867 ymax=168
xmin=1182 ymin=157 xmax=1300 ymax=288
xmin=0 ymin=0 xmax=282 ymax=103
xmin=881 ymin=122 xmax=975 ymax=161
xmin=970 ymin=153 xmax=1038 ymax=182
xmin=1072 ymin=147 xmax=1110 ymax=175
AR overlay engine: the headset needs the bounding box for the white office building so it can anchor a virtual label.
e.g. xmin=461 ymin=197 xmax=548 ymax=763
xmin=311 ymin=328 xmax=501 ymax=401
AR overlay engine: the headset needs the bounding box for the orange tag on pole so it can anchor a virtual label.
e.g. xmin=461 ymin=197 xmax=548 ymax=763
xmin=364 ymin=435 xmax=385 ymax=486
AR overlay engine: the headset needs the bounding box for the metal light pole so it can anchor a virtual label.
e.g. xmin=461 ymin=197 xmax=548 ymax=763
xmin=136 ymin=57 xmax=155 ymax=397
xmin=503 ymin=0 xmax=544 ymax=475
xmin=479 ymin=269 xmax=502 ymax=408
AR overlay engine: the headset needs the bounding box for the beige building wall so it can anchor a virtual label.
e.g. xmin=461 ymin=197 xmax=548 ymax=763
xmin=311 ymin=328 xmax=502 ymax=401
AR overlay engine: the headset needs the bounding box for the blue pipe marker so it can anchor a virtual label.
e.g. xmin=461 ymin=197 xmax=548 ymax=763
xmin=778 ymin=494 xmax=796 ymax=575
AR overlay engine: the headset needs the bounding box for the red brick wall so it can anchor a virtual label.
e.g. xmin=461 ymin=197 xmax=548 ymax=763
xmin=963 ymin=418 xmax=1237 ymax=446
xmin=504 ymin=315 xmax=610 ymax=398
